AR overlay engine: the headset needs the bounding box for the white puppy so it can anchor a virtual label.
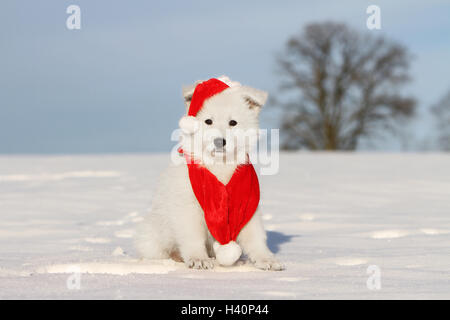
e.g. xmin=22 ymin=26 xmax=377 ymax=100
xmin=135 ymin=76 xmax=283 ymax=271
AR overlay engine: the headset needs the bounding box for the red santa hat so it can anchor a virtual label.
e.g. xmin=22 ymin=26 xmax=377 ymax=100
xmin=179 ymin=76 xmax=241 ymax=134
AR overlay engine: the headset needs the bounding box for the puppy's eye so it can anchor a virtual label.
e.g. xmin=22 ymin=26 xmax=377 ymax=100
xmin=229 ymin=120 xmax=237 ymax=126
xmin=205 ymin=119 xmax=213 ymax=125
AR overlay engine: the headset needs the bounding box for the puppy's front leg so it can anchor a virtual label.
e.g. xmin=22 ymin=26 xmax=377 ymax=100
xmin=173 ymin=209 xmax=214 ymax=270
xmin=237 ymin=212 xmax=285 ymax=271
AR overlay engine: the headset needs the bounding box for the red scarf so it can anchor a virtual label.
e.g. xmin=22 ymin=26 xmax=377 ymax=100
xmin=184 ymin=154 xmax=260 ymax=245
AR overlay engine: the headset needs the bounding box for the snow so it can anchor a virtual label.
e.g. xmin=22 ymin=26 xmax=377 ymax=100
xmin=0 ymin=153 xmax=449 ymax=299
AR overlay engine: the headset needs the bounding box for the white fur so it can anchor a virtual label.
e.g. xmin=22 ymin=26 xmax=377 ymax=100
xmin=135 ymin=77 xmax=284 ymax=270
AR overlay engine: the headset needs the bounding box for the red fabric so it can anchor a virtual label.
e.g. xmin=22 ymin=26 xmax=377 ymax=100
xmin=185 ymin=154 xmax=260 ymax=245
xmin=188 ymin=78 xmax=230 ymax=116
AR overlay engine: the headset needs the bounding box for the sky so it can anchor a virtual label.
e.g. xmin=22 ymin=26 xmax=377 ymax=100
xmin=1 ymin=0 xmax=449 ymax=153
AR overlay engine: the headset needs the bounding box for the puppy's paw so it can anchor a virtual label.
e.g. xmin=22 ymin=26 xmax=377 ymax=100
xmin=253 ymin=258 xmax=285 ymax=271
xmin=185 ymin=257 xmax=215 ymax=270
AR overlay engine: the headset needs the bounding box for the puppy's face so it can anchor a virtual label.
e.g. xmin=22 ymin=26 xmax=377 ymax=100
xmin=181 ymin=83 xmax=268 ymax=164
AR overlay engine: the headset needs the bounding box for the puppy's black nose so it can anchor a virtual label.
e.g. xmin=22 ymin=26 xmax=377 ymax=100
xmin=213 ymin=138 xmax=226 ymax=148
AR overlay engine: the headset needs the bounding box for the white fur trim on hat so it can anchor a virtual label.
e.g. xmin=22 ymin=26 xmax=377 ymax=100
xmin=213 ymin=241 xmax=242 ymax=266
xmin=179 ymin=116 xmax=200 ymax=134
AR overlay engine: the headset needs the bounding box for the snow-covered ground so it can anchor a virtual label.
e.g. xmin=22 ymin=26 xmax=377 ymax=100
xmin=0 ymin=153 xmax=449 ymax=299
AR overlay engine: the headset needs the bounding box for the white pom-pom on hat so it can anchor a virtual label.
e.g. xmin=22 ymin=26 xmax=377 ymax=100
xmin=179 ymin=115 xmax=200 ymax=134
xmin=213 ymin=241 xmax=242 ymax=266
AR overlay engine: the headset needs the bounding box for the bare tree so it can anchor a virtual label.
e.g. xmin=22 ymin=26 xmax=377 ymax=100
xmin=275 ymin=22 xmax=416 ymax=150
xmin=431 ymin=90 xmax=450 ymax=151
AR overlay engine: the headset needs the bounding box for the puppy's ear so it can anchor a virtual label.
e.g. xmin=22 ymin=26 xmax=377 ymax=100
xmin=240 ymin=86 xmax=268 ymax=112
xmin=182 ymin=81 xmax=202 ymax=110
